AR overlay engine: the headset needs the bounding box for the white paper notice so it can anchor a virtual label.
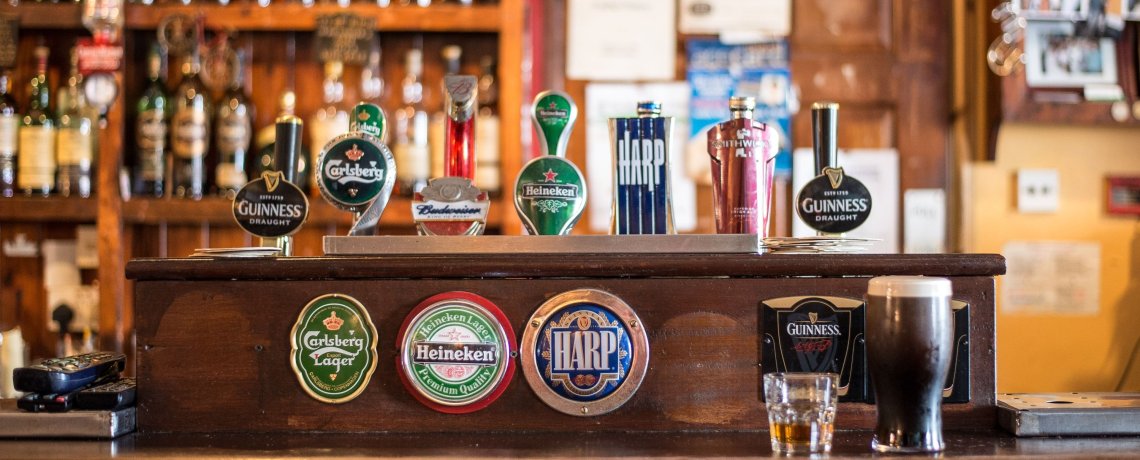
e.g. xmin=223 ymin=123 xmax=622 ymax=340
xmin=791 ymin=148 xmax=900 ymax=253
xmin=584 ymin=82 xmax=696 ymax=232
xmin=567 ymin=0 xmax=675 ymax=81
xmin=679 ymin=0 xmax=792 ymax=37
xmin=904 ymin=189 xmax=946 ymax=253
xmin=1002 ymin=241 xmax=1100 ymax=315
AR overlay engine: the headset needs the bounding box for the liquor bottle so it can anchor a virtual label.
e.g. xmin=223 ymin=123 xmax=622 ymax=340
xmin=133 ymin=44 xmax=170 ymax=198
xmin=706 ymin=96 xmax=779 ymax=234
xmin=18 ymin=46 xmax=55 ymax=197
xmin=398 ymin=0 xmax=430 ymax=6
xmin=56 ymin=47 xmax=96 ymax=198
xmin=360 ymin=46 xmax=385 ymax=141
xmin=393 ymin=49 xmax=430 ymax=197
xmin=475 ymin=55 xmax=499 ymax=194
xmin=429 ymin=45 xmax=462 ymax=180
xmin=171 ymin=51 xmax=212 ymax=199
xmin=214 ymin=51 xmax=253 ymax=198
xmin=308 ymin=60 xmax=349 ymax=194
xmin=0 ymin=69 xmax=19 ymax=197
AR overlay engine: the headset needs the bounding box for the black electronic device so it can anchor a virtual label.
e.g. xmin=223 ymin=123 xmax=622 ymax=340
xmin=17 ymin=390 xmax=77 ymax=413
xmin=76 ymin=377 xmax=136 ymax=411
xmin=13 ymin=351 xmax=125 ymax=395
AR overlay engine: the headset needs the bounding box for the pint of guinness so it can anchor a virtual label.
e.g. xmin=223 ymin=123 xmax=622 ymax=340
xmin=866 ymin=276 xmax=953 ymax=453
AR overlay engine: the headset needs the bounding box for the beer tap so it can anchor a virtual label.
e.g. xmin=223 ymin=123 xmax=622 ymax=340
xmin=411 ymin=75 xmax=489 ymax=236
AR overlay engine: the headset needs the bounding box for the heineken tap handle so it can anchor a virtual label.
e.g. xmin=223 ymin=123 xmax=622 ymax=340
xmin=531 ymin=90 xmax=577 ymax=158
xmin=444 ymin=75 xmax=477 ymax=180
xmin=275 ymin=115 xmax=303 ymax=183
xmin=811 ymin=102 xmax=838 ymax=174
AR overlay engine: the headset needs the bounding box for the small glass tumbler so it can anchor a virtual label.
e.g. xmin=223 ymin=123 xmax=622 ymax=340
xmin=763 ymin=372 xmax=839 ymax=455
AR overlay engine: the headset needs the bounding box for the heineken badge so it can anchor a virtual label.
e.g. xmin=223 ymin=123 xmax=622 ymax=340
xmin=233 ymin=170 xmax=309 ymax=238
xmin=317 ymin=132 xmax=396 ymax=235
xmin=795 ymin=166 xmax=872 ymax=234
xmin=412 ymin=176 xmax=490 ymax=236
xmin=396 ymin=291 xmax=515 ymax=413
xmin=521 ymin=289 xmax=649 ymax=417
xmin=514 ymin=157 xmax=587 ymax=235
xmin=290 ymin=294 xmax=379 ymax=404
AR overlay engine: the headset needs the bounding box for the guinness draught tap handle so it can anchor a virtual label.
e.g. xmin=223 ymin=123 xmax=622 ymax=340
xmin=811 ymin=102 xmax=838 ymax=173
xmin=275 ymin=115 xmax=303 ymax=183
xmin=531 ymin=91 xmax=577 ymax=158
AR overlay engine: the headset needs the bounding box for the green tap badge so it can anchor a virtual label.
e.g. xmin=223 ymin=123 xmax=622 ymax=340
xmin=514 ymin=91 xmax=587 ymax=235
xmin=290 ymin=294 xmax=379 ymax=404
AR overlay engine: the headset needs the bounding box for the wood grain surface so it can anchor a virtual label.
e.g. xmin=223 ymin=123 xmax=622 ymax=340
xmin=131 ymin=255 xmax=1000 ymax=434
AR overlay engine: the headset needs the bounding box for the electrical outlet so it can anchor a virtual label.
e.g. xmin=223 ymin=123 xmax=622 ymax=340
xmin=1017 ymin=168 xmax=1060 ymax=213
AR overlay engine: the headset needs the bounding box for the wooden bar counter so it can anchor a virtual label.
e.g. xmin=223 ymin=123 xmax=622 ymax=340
xmin=124 ymin=252 xmax=1004 ymax=434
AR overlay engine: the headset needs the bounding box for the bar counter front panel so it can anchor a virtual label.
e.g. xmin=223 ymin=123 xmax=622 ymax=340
xmin=126 ymin=253 xmax=1003 ymax=434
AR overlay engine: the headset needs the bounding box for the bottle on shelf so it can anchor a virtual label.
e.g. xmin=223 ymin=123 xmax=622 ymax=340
xmin=476 ymin=55 xmax=500 ymax=194
xmin=429 ymin=44 xmax=461 ymax=180
xmin=56 ymin=46 xmax=96 ymax=198
xmin=0 ymin=69 xmax=19 ymax=197
xmin=171 ymin=50 xmax=212 ymax=199
xmin=360 ymin=44 xmax=385 ymax=141
xmin=393 ymin=48 xmax=430 ymax=197
xmin=18 ymin=45 xmax=55 ymax=198
xmin=308 ymin=60 xmax=349 ymax=196
xmin=398 ymin=0 xmax=431 ymax=7
xmin=133 ymin=44 xmax=170 ymax=198
xmin=214 ymin=50 xmax=253 ymax=199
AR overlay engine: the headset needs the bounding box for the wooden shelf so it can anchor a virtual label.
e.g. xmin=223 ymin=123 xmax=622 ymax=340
xmin=121 ymin=195 xmax=504 ymax=227
xmin=0 ymin=196 xmax=98 ymax=223
xmin=124 ymin=3 xmax=501 ymax=32
xmin=2 ymin=4 xmax=82 ymax=29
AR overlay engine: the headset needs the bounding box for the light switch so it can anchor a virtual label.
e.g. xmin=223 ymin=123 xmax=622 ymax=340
xmin=1017 ymin=168 xmax=1060 ymax=213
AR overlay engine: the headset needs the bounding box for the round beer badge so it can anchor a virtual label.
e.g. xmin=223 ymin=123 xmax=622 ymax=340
xmin=396 ymin=292 xmax=515 ymax=413
xmin=316 ymin=132 xmax=396 ymax=212
xmin=521 ymin=289 xmax=649 ymax=416
xmin=290 ymin=294 xmax=378 ymax=404
xmin=795 ymin=166 xmax=873 ymax=234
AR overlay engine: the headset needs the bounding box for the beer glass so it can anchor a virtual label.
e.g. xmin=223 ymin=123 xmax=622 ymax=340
xmin=763 ymin=372 xmax=839 ymax=454
xmin=865 ymin=276 xmax=953 ymax=453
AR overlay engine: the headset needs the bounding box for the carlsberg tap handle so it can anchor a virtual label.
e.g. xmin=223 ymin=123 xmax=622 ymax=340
xmin=531 ymin=91 xmax=577 ymax=158
xmin=351 ymin=102 xmax=387 ymax=143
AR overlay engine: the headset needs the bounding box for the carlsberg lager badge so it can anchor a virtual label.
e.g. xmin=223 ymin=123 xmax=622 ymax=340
xmin=290 ymin=294 xmax=379 ymax=404
xmin=396 ymin=292 xmax=515 ymax=413
xmin=520 ymin=289 xmax=649 ymax=416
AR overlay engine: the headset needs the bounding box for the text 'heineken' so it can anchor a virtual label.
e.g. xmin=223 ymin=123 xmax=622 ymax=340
xmin=397 ymin=292 xmax=515 ymax=413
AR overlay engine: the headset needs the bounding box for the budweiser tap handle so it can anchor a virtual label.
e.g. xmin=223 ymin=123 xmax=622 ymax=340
xmin=275 ymin=115 xmax=303 ymax=183
xmin=811 ymin=102 xmax=839 ymax=174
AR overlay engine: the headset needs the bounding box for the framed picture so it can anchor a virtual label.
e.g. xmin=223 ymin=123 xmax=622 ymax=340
xmin=1018 ymin=0 xmax=1089 ymax=19
xmin=1123 ymin=0 xmax=1140 ymax=19
xmin=1024 ymin=21 xmax=1119 ymax=87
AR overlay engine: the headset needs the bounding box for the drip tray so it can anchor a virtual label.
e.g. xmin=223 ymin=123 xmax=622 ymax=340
xmin=998 ymin=392 xmax=1140 ymax=436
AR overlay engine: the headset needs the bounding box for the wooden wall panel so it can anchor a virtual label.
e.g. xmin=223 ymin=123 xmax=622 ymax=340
xmin=790 ymin=0 xmax=892 ymax=51
xmin=791 ymin=104 xmax=895 ymax=149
